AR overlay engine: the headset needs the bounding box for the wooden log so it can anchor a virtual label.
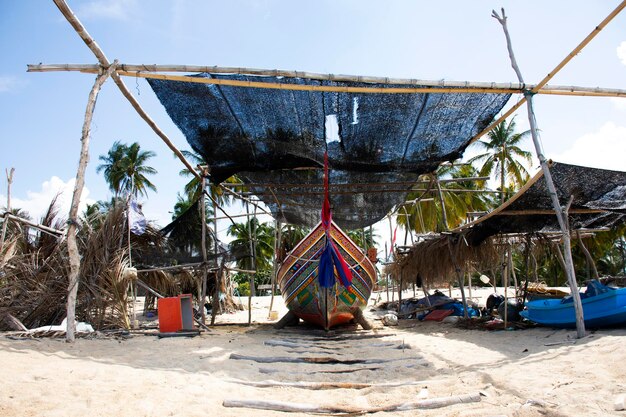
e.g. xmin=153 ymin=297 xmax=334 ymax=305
xmin=223 ymin=392 xmax=481 ymax=413
xmin=352 ymin=308 xmax=373 ymax=330
xmin=258 ymin=366 xmax=383 ymax=374
xmin=229 ymin=353 xmax=413 ymax=365
xmin=224 ymin=378 xmax=435 ymax=390
xmin=273 ymin=310 xmax=300 ymax=329
xmin=3 ymin=313 xmax=28 ymax=331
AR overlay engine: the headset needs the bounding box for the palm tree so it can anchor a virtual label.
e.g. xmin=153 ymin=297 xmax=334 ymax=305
xmin=97 ymin=142 xmax=157 ymax=199
xmin=164 ymin=193 xmax=213 ymax=258
xmin=398 ymin=164 xmax=491 ymax=233
xmin=178 ymin=149 xmax=242 ymax=205
xmin=96 ymin=141 xmax=128 ymax=199
xmin=469 ymin=117 xmax=532 ymax=205
xmin=228 ymin=218 xmax=275 ymax=294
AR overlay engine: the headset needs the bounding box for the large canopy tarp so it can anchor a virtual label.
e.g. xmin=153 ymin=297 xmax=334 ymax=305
xmin=149 ymin=73 xmax=511 ymax=228
xmin=458 ymin=161 xmax=626 ymax=245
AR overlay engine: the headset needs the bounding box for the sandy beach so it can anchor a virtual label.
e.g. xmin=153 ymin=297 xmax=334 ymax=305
xmin=1 ymin=289 xmax=625 ymax=417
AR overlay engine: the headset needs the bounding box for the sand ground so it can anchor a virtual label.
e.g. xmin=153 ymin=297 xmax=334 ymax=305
xmin=1 ymin=288 xmax=625 ymax=417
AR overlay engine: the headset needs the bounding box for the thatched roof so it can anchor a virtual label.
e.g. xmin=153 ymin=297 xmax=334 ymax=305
xmin=386 ymin=162 xmax=626 ymax=288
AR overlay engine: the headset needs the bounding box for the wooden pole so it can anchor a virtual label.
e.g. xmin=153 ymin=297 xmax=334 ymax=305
xmin=447 ymin=237 xmax=469 ymax=318
xmin=576 ymin=230 xmax=599 ymax=280
xmin=268 ymin=219 xmax=281 ymax=317
xmin=65 ymin=63 xmax=117 ymax=343
xmin=199 ymin=172 xmax=208 ymax=324
xmin=51 ymin=0 xmax=201 ymax=181
xmin=245 ymin=202 xmax=257 ymax=325
xmin=27 ymin=64 xmax=626 ymax=98
xmin=493 ymin=8 xmax=586 ymax=338
xmin=470 ymin=1 xmax=626 ymax=147
xmin=0 ymin=168 xmax=15 ymax=253
xmin=434 ymin=176 xmax=448 ymax=231
xmin=211 ymin=193 xmax=221 ymax=325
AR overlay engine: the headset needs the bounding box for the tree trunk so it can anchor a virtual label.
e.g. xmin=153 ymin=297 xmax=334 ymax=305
xmin=66 ymin=63 xmax=117 ymax=342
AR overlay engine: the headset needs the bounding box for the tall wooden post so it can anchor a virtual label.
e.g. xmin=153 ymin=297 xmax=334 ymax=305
xmin=268 ymin=219 xmax=281 ymax=317
xmin=66 ymin=63 xmax=117 ymax=342
xmin=0 ymin=168 xmax=15 ymax=253
xmin=199 ymin=170 xmax=208 ymax=325
xmin=493 ymin=9 xmax=586 ymax=338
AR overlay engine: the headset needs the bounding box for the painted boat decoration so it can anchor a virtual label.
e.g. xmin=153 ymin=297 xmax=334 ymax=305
xmin=520 ymin=280 xmax=626 ymax=328
xmin=277 ymin=220 xmax=377 ymax=329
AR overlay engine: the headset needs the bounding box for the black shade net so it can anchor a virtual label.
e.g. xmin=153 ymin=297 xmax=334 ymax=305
xmin=148 ymin=73 xmax=511 ymax=228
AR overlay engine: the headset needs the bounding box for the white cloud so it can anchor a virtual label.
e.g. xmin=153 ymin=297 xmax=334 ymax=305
xmin=0 ymin=177 xmax=95 ymax=223
xmin=76 ymin=0 xmax=137 ymax=21
xmin=617 ymin=41 xmax=626 ymax=66
xmin=0 ymin=76 xmax=26 ymax=93
xmin=610 ymin=97 xmax=626 ymax=112
xmin=552 ymin=122 xmax=626 ymax=171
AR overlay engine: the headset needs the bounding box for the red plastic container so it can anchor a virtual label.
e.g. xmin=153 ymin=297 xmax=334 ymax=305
xmin=157 ymin=294 xmax=195 ymax=333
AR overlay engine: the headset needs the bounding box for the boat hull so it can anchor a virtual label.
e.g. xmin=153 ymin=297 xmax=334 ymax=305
xmin=276 ymin=221 xmax=376 ymax=329
xmin=520 ymin=287 xmax=626 ymax=328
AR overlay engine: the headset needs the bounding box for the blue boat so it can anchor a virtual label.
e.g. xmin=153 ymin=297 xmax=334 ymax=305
xmin=520 ymin=280 xmax=626 ymax=328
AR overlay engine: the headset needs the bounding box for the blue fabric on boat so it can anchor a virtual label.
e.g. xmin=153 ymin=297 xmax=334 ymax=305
xmin=561 ymin=279 xmax=613 ymax=304
xmin=318 ymin=242 xmax=335 ymax=288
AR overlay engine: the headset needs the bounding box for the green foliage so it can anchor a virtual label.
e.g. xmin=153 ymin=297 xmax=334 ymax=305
xmin=469 ymin=117 xmax=532 ymax=205
xmin=97 ymin=141 xmax=157 ymax=199
xmin=178 ymin=149 xmax=243 ymax=205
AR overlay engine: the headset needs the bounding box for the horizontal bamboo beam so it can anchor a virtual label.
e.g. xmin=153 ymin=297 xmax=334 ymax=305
xmin=468 ymin=0 xmax=626 ymax=145
xmin=51 ymin=0 xmax=201 ymax=181
xmin=221 ymin=176 xmax=490 ymax=189
xmin=27 ymin=64 xmax=626 ymax=97
xmin=2 ymin=213 xmax=65 ymax=236
xmin=495 ymin=208 xmax=605 ymax=216
xmin=242 ymin=188 xmax=498 ymax=196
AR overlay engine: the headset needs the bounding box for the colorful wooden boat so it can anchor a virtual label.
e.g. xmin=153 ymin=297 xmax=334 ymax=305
xmin=277 ymin=220 xmax=377 ymax=330
xmin=520 ymin=280 xmax=626 ymax=328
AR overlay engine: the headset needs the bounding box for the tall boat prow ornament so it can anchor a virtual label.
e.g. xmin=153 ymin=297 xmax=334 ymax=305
xmin=276 ymin=153 xmax=377 ymax=330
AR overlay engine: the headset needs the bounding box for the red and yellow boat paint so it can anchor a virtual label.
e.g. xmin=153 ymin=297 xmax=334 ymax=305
xmin=277 ymin=220 xmax=377 ymax=330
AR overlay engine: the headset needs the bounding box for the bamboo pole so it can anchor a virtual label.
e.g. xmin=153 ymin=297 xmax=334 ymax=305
xmin=211 ymin=191 xmax=221 ymax=326
xmin=493 ymin=8 xmax=586 ymax=338
xmin=470 ymin=1 xmax=626 ymax=146
xmin=51 ymin=0 xmax=201 ymax=181
xmin=66 ymin=63 xmax=117 ymax=343
xmin=447 ymin=237 xmax=469 ymax=318
xmin=0 ymin=168 xmax=15 ymax=252
xmin=2 ymin=212 xmax=65 ymax=237
xmin=223 ymin=176 xmax=491 ymax=188
xmin=268 ymin=219 xmax=281 ymax=317
xmin=200 ymin=172 xmax=208 ymax=325
xmin=27 ymin=64 xmax=626 ymax=98
xmin=434 ymin=175 xmax=448 ymax=231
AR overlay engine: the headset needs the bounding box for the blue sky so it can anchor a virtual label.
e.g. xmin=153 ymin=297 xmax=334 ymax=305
xmin=1 ymin=0 xmax=625 ymax=250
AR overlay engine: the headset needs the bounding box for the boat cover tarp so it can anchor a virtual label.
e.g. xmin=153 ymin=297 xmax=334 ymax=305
xmin=148 ymin=73 xmax=511 ymax=228
xmin=458 ymin=161 xmax=626 ymax=245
